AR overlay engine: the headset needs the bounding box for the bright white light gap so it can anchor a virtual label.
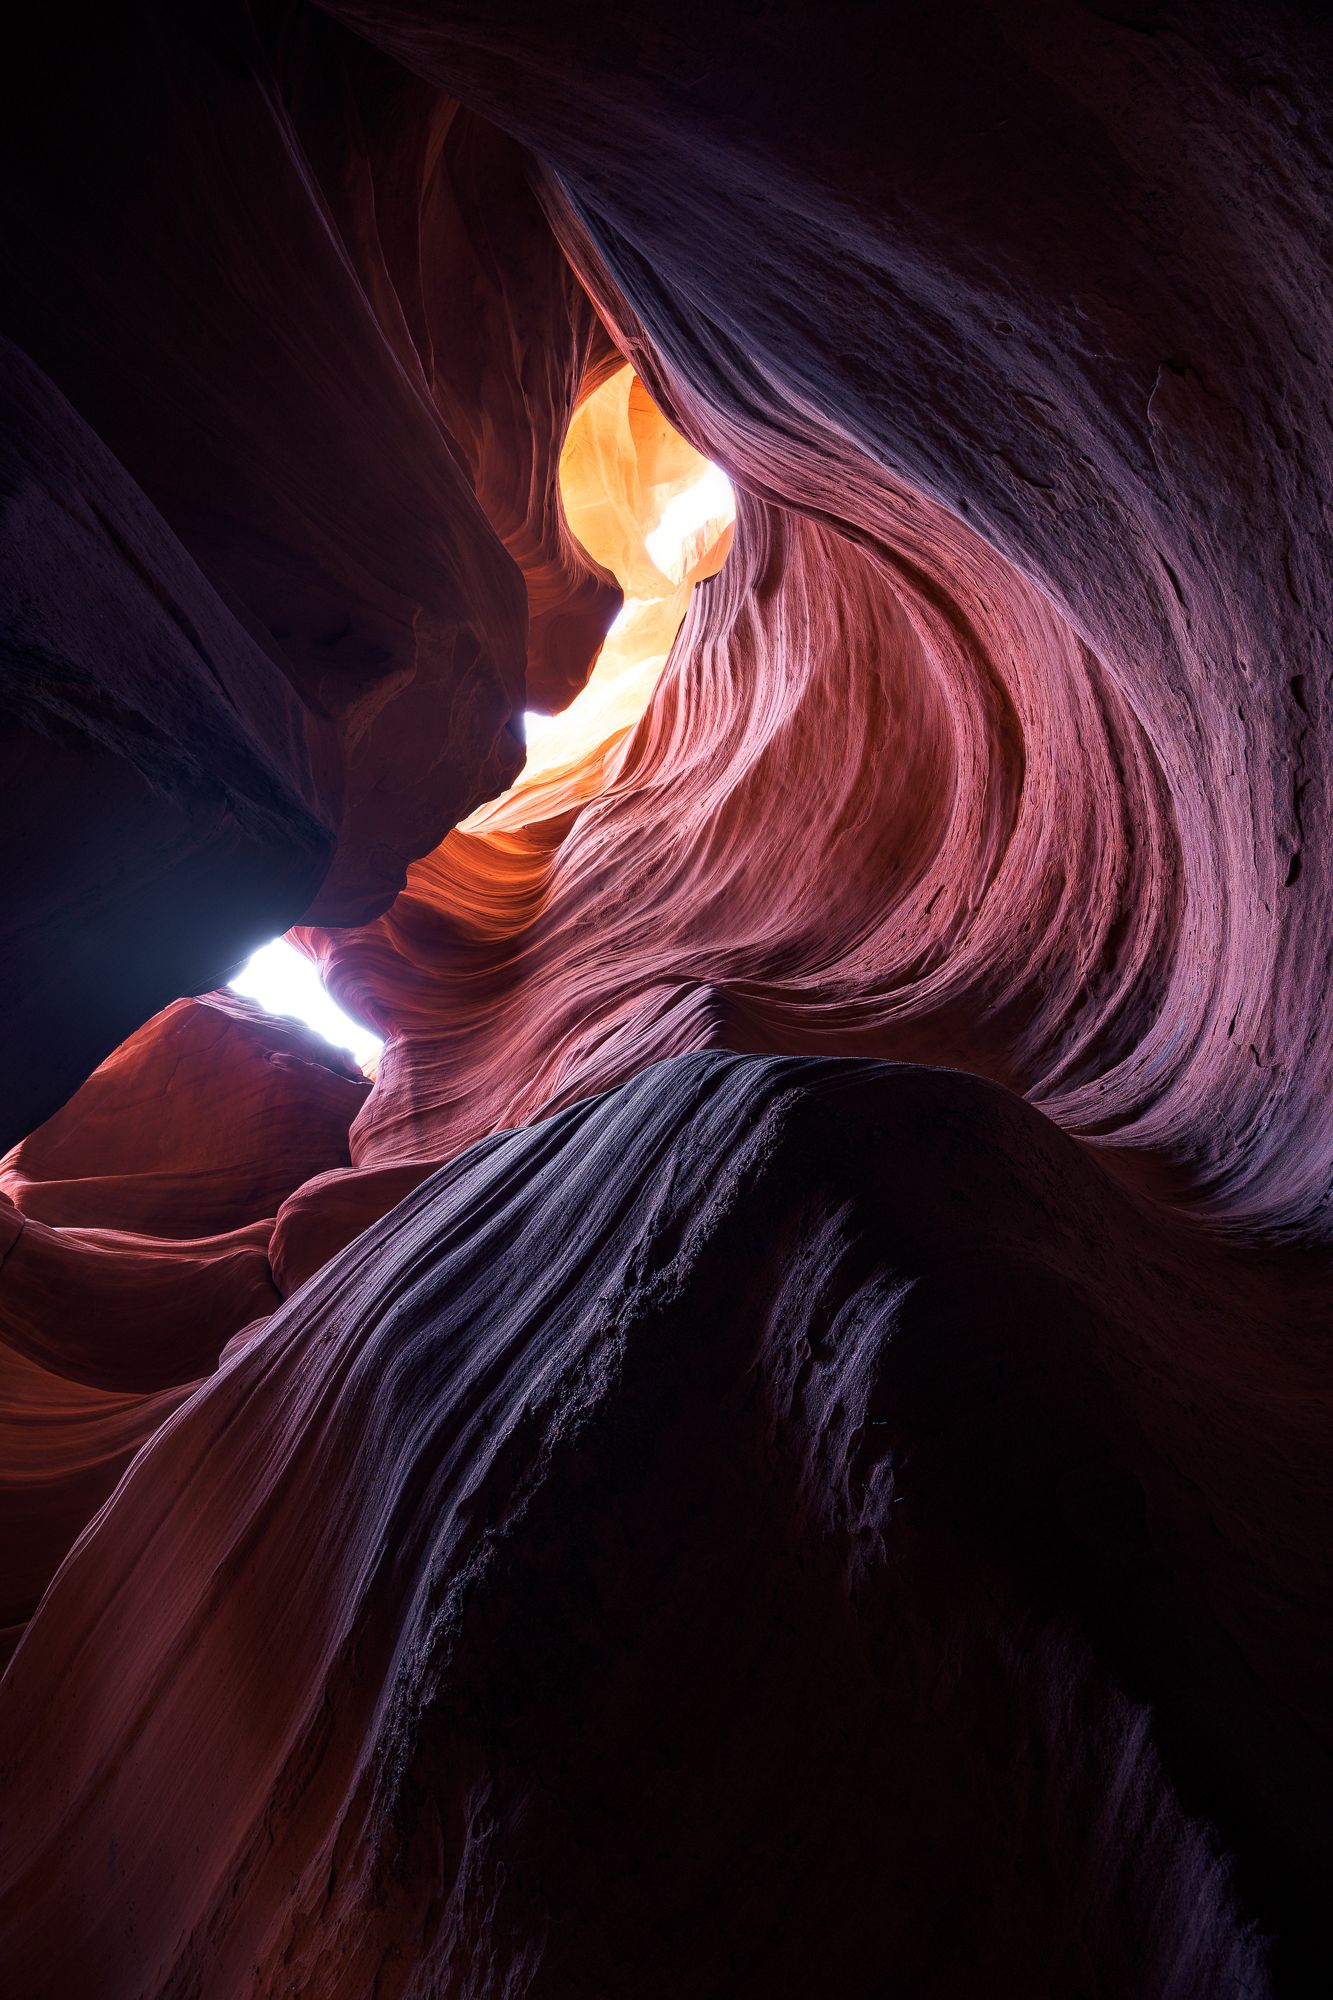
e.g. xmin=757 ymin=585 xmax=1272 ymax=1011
xmin=228 ymin=937 xmax=382 ymax=1069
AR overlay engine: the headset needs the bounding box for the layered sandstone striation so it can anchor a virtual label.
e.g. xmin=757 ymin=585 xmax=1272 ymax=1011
xmin=3 ymin=2 xmax=1333 ymax=1993
xmin=0 ymin=1058 xmax=1298 ymax=1995
xmin=0 ymin=995 xmax=368 ymax=1661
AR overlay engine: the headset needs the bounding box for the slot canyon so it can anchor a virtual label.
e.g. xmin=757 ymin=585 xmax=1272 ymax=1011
xmin=2 ymin=2 xmax=1332 ymax=1993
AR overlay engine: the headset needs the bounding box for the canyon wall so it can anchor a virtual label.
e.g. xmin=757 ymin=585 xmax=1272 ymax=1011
xmin=3 ymin=3 xmax=1331 ymax=1993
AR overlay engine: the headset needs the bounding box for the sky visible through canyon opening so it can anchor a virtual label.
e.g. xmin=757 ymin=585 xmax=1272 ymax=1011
xmin=229 ymin=384 xmax=734 ymax=1069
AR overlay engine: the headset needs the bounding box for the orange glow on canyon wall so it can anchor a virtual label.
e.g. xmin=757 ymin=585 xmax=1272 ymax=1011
xmin=2 ymin=4 xmax=1332 ymax=1995
xmin=484 ymin=360 xmax=733 ymax=796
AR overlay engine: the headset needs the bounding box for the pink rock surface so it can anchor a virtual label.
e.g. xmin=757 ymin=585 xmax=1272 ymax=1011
xmin=0 ymin=999 xmax=367 ymax=1622
xmin=3 ymin=994 xmax=368 ymax=1238
xmin=3 ymin=4 xmax=1333 ymax=1991
xmin=1 ymin=1057 xmax=1309 ymax=1996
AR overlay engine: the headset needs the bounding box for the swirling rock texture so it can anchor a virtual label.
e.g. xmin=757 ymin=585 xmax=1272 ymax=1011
xmin=3 ymin=2 xmax=1332 ymax=1995
xmin=0 ymin=993 xmax=368 ymax=1665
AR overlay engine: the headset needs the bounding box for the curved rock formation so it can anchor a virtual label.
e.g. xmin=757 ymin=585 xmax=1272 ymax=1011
xmin=3 ymin=3 xmax=1333 ymax=1993
xmin=3 ymin=994 xmax=368 ymax=1241
xmin=0 ymin=995 xmax=367 ymax=1646
xmin=0 ymin=1056 xmax=1295 ymax=1997
xmin=331 ymin=0 xmax=1333 ymax=1234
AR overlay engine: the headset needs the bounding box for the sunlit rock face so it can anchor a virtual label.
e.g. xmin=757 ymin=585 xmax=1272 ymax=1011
xmin=506 ymin=362 xmax=734 ymax=791
xmin=3 ymin=3 xmax=1333 ymax=1994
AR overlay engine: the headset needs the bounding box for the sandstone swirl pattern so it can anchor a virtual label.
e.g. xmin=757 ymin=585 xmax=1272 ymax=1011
xmin=2 ymin=4 xmax=1331 ymax=1993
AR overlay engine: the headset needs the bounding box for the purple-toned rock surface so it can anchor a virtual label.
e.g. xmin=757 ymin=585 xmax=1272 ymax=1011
xmin=3 ymin=4 xmax=1332 ymax=1992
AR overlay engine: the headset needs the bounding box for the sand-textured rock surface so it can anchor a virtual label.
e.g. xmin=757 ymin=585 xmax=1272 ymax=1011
xmin=3 ymin=4 xmax=1332 ymax=1993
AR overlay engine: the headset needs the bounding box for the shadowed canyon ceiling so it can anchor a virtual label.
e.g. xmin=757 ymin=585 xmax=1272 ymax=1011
xmin=2 ymin=1 xmax=1332 ymax=1993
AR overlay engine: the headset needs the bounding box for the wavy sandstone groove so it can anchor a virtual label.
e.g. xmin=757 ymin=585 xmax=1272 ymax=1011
xmin=2 ymin=4 xmax=1331 ymax=1994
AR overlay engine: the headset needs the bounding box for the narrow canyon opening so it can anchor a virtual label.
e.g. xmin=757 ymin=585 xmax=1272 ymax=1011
xmin=228 ymin=363 xmax=734 ymax=1073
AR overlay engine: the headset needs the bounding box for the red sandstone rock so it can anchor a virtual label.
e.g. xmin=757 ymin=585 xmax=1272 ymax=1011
xmin=331 ymin=0 xmax=1333 ymax=1237
xmin=0 ymin=997 xmax=367 ymax=1632
xmin=270 ymin=1158 xmax=436 ymax=1296
xmin=0 ymin=1334 xmax=196 ymax=1670
xmin=4 ymin=3 xmax=1333 ymax=1991
xmin=0 ymin=996 xmax=366 ymax=1385
xmin=0 ymin=1199 xmax=276 ymax=1393
xmin=2 ymin=994 xmax=368 ymax=1238
xmin=0 ymin=1057 xmax=1303 ymax=1997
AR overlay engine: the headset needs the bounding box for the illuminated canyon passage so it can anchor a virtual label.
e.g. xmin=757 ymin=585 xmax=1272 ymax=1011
xmin=3 ymin=3 xmax=1333 ymax=1994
